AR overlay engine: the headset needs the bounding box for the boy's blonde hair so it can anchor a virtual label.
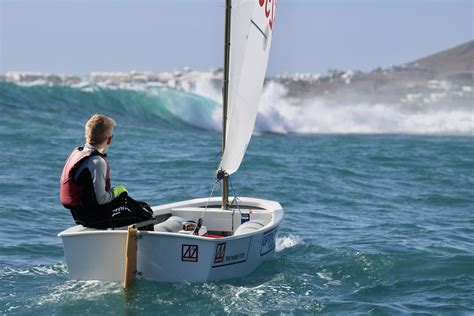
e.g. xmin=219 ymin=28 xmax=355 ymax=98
xmin=85 ymin=114 xmax=116 ymax=145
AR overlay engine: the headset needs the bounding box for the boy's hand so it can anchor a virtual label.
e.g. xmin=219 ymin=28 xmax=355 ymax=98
xmin=112 ymin=185 xmax=128 ymax=198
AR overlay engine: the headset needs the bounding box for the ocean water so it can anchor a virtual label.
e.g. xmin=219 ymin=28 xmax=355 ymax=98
xmin=0 ymin=81 xmax=473 ymax=314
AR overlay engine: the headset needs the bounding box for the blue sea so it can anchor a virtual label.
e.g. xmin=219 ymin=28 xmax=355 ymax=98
xmin=0 ymin=81 xmax=473 ymax=314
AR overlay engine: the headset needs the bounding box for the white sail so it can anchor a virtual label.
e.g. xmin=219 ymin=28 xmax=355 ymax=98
xmin=220 ymin=0 xmax=276 ymax=175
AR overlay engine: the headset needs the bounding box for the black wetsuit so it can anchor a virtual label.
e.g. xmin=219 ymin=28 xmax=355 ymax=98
xmin=69 ymin=144 xmax=153 ymax=229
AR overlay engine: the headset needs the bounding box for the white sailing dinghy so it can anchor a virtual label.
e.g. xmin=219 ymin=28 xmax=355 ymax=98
xmin=59 ymin=0 xmax=283 ymax=285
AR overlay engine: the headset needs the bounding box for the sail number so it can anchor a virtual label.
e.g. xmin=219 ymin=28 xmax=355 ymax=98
xmin=259 ymin=0 xmax=276 ymax=30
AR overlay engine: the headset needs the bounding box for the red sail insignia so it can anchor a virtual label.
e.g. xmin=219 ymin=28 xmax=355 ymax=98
xmin=258 ymin=0 xmax=276 ymax=30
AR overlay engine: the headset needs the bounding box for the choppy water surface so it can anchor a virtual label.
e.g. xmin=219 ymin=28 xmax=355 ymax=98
xmin=0 ymin=82 xmax=473 ymax=314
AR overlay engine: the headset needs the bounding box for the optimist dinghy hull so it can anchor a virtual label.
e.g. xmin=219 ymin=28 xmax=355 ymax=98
xmin=59 ymin=197 xmax=283 ymax=283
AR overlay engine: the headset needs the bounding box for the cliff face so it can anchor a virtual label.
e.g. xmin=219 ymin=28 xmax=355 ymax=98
xmin=408 ymin=40 xmax=474 ymax=80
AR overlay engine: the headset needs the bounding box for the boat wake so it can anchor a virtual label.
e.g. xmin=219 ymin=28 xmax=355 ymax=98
xmin=276 ymin=234 xmax=304 ymax=252
xmin=40 ymin=280 xmax=123 ymax=304
xmin=0 ymin=263 xmax=67 ymax=277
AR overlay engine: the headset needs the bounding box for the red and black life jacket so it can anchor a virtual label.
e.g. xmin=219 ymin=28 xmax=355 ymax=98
xmin=60 ymin=147 xmax=110 ymax=209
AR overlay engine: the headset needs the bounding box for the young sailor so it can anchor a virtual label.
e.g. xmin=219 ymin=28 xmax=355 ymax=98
xmin=60 ymin=114 xmax=153 ymax=229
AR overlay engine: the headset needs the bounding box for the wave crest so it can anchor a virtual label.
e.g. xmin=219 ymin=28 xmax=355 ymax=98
xmin=191 ymin=79 xmax=473 ymax=135
xmin=2 ymin=80 xmax=471 ymax=135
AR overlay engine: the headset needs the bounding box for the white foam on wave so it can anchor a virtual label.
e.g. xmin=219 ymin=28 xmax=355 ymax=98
xmin=256 ymin=82 xmax=473 ymax=135
xmin=0 ymin=263 xmax=67 ymax=277
xmin=276 ymin=234 xmax=304 ymax=252
xmin=145 ymin=87 xmax=221 ymax=131
xmin=36 ymin=280 xmax=122 ymax=306
xmin=192 ymin=76 xmax=223 ymax=103
xmin=190 ymin=79 xmax=473 ymax=135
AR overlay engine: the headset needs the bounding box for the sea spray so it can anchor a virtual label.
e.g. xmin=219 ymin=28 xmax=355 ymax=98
xmin=190 ymin=79 xmax=473 ymax=135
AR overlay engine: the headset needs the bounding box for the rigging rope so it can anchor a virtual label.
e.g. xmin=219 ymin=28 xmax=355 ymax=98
xmin=192 ymin=164 xmax=243 ymax=235
xmin=193 ymin=179 xmax=219 ymax=235
xmin=228 ymin=175 xmax=242 ymax=216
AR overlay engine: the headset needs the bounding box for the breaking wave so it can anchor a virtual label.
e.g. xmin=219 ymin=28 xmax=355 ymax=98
xmin=256 ymin=83 xmax=472 ymax=135
xmin=0 ymin=81 xmax=220 ymax=131
xmin=191 ymin=80 xmax=473 ymax=135
xmin=1 ymin=80 xmax=471 ymax=135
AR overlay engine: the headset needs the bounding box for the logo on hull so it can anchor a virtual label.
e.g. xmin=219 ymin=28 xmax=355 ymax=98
xmin=214 ymin=243 xmax=226 ymax=263
xmin=182 ymin=244 xmax=198 ymax=262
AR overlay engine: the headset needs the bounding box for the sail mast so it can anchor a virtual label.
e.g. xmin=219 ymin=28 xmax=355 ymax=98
xmin=221 ymin=0 xmax=232 ymax=209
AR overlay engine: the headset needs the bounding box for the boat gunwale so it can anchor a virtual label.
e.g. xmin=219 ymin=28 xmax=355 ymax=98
xmin=151 ymin=196 xmax=282 ymax=213
xmin=58 ymin=198 xmax=283 ymax=239
xmin=59 ymin=210 xmax=283 ymax=239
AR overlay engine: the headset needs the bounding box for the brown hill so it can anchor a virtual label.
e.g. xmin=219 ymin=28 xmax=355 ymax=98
xmin=408 ymin=40 xmax=473 ymax=79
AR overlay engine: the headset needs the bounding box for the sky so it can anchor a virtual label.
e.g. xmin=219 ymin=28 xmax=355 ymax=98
xmin=0 ymin=0 xmax=472 ymax=76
